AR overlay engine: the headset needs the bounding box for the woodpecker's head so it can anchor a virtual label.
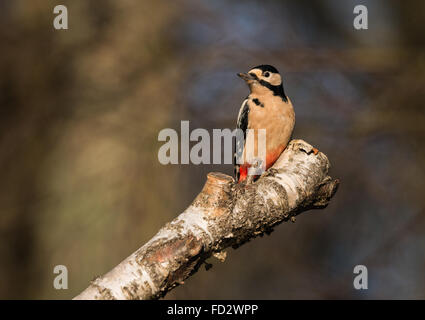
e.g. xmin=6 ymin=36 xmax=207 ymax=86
xmin=238 ymin=65 xmax=287 ymax=100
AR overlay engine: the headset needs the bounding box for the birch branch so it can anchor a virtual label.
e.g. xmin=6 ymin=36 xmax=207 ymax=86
xmin=74 ymin=139 xmax=339 ymax=300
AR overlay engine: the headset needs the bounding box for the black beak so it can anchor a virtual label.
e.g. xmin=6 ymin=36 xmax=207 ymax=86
xmin=237 ymin=72 xmax=256 ymax=82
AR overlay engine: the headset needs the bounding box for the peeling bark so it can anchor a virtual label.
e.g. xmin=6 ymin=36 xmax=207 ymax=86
xmin=74 ymin=139 xmax=339 ymax=300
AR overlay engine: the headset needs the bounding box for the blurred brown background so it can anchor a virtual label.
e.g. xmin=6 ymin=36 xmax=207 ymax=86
xmin=0 ymin=0 xmax=424 ymax=299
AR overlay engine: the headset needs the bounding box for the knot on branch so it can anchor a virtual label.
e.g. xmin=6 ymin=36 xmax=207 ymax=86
xmin=192 ymin=172 xmax=234 ymax=218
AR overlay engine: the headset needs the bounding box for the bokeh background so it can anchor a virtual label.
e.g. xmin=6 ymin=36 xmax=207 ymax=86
xmin=0 ymin=0 xmax=424 ymax=299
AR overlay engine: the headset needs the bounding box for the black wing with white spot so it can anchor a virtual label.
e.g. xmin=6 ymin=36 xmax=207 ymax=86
xmin=234 ymin=99 xmax=249 ymax=180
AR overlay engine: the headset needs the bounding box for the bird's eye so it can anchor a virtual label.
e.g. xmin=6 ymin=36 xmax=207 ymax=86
xmin=264 ymin=71 xmax=271 ymax=78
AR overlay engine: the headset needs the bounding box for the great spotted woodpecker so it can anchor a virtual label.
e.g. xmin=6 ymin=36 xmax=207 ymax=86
xmin=234 ymin=65 xmax=295 ymax=183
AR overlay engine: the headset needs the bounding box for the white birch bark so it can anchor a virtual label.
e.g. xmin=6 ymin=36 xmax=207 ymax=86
xmin=74 ymin=139 xmax=339 ymax=300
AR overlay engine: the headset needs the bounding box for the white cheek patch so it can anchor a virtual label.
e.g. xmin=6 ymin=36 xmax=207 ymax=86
xmin=270 ymin=73 xmax=281 ymax=86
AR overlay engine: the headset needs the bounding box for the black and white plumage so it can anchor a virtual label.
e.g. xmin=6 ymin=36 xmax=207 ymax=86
xmin=233 ymin=65 xmax=295 ymax=183
xmin=234 ymin=98 xmax=249 ymax=181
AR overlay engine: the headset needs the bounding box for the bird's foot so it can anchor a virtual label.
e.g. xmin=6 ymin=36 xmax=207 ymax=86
xmin=261 ymin=168 xmax=279 ymax=178
xmin=245 ymin=175 xmax=256 ymax=185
